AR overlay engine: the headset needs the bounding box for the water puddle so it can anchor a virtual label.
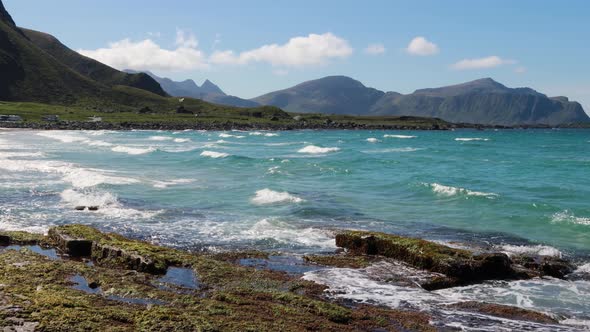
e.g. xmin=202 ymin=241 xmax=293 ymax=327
xmin=69 ymin=274 xmax=165 ymax=306
xmin=155 ymin=267 xmax=199 ymax=292
xmin=0 ymin=245 xmax=60 ymax=260
xmin=239 ymin=255 xmax=323 ymax=276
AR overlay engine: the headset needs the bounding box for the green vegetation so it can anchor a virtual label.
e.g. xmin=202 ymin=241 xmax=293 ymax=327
xmin=0 ymin=225 xmax=436 ymax=331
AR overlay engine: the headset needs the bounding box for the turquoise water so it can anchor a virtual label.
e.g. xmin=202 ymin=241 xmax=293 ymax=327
xmin=1 ymin=128 xmax=588 ymax=254
xmin=2 ymin=128 xmax=590 ymax=329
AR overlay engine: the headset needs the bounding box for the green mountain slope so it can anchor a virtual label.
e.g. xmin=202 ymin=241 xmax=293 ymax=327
xmin=21 ymin=28 xmax=167 ymax=97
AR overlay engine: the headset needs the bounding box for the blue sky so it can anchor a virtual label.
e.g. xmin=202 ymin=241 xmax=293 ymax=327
xmin=5 ymin=0 xmax=590 ymax=112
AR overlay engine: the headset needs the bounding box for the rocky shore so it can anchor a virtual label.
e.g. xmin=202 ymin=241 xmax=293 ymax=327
xmin=0 ymin=225 xmax=582 ymax=331
xmin=0 ymin=120 xmax=514 ymax=131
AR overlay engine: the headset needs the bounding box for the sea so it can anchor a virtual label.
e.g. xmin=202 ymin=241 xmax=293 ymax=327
xmin=1 ymin=128 xmax=589 ymax=330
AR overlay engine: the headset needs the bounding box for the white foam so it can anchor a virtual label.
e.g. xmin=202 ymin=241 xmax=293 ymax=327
xmin=264 ymin=133 xmax=279 ymax=137
xmin=251 ymin=188 xmax=304 ymax=205
xmin=200 ymin=150 xmax=229 ymax=158
xmin=384 ymin=134 xmax=416 ymax=139
xmin=241 ymin=218 xmax=334 ymax=249
xmin=149 ymin=136 xmax=173 ymax=141
xmin=500 ymin=244 xmax=562 ymax=258
xmin=574 ymin=263 xmax=590 ymax=274
xmin=36 ymin=131 xmax=86 ymax=143
xmin=455 ymin=138 xmax=490 ymax=142
xmin=152 ymin=178 xmax=195 ymax=189
xmin=551 ymin=210 xmax=590 ymax=226
xmin=0 ymin=151 xmax=46 ymax=158
xmin=297 ymin=145 xmax=340 ymax=154
xmin=86 ymin=140 xmax=113 ymax=147
xmin=60 ymin=189 xmax=160 ymax=219
xmin=366 ymin=138 xmax=380 ymax=143
xmin=363 ymin=147 xmax=423 ymax=153
xmin=219 ymin=133 xmax=245 ymax=138
xmin=428 ymin=183 xmax=498 ymax=199
xmin=173 ymin=138 xmax=191 ymax=143
xmin=111 ymin=145 xmax=156 ymax=155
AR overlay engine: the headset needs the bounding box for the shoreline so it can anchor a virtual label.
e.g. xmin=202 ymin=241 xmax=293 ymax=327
xmin=0 ymin=225 xmax=586 ymax=330
xmin=0 ymin=120 xmax=576 ymax=131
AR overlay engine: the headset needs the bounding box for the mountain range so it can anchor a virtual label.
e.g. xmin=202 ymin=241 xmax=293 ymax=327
xmin=252 ymin=76 xmax=589 ymax=126
xmin=1 ymin=0 xmax=587 ymax=126
xmin=124 ymin=70 xmax=259 ymax=108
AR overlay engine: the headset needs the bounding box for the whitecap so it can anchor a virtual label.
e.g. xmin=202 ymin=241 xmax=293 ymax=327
xmin=499 ymin=244 xmax=562 ymax=258
xmin=173 ymin=138 xmax=191 ymax=143
xmin=551 ymin=210 xmax=590 ymax=226
xmin=251 ymin=188 xmax=304 ymax=205
xmin=36 ymin=131 xmax=86 ymax=143
xmin=60 ymin=189 xmax=160 ymax=219
xmin=111 ymin=145 xmax=156 ymax=155
xmin=264 ymin=133 xmax=279 ymax=137
xmin=428 ymin=183 xmax=498 ymax=199
xmin=297 ymin=145 xmax=340 ymax=154
xmin=152 ymin=178 xmax=195 ymax=189
xmin=455 ymin=138 xmax=490 ymax=142
xmin=366 ymin=138 xmax=380 ymax=143
xmin=219 ymin=133 xmax=245 ymax=138
xmin=200 ymin=151 xmax=229 ymax=158
xmin=383 ymin=134 xmax=416 ymax=139
xmin=241 ymin=218 xmax=334 ymax=249
xmin=149 ymin=136 xmax=173 ymax=141
xmin=363 ymin=147 xmax=423 ymax=153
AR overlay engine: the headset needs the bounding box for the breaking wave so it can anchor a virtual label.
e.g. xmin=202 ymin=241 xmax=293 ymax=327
xmin=251 ymin=189 xmax=304 ymax=205
xmin=297 ymin=145 xmax=340 ymax=154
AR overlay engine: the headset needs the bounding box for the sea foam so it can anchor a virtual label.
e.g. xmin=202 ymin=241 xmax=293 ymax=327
xmin=383 ymin=134 xmax=416 ymax=139
xmin=551 ymin=210 xmax=590 ymax=226
xmin=428 ymin=183 xmax=498 ymax=198
xmin=366 ymin=138 xmax=380 ymax=143
xmin=200 ymin=151 xmax=230 ymax=158
xmin=455 ymin=138 xmax=490 ymax=142
xmin=251 ymin=189 xmax=304 ymax=205
xmin=297 ymin=145 xmax=340 ymax=154
xmin=111 ymin=145 xmax=156 ymax=155
xmin=500 ymin=244 xmax=562 ymax=258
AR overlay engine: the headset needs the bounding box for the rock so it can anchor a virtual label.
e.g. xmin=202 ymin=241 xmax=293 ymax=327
xmin=87 ymin=206 xmax=99 ymax=211
xmin=448 ymin=301 xmax=558 ymax=324
xmin=540 ymin=257 xmax=575 ymax=279
xmin=0 ymin=235 xmax=9 ymax=246
xmin=75 ymin=206 xmax=86 ymax=211
xmin=48 ymin=228 xmax=93 ymax=257
xmin=92 ymin=243 xmax=166 ymax=274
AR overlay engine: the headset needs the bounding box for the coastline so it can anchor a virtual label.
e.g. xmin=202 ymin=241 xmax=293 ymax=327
xmin=0 ymin=225 xmax=581 ymax=331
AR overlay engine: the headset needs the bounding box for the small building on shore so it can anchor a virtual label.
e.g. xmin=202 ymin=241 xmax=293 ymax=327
xmin=0 ymin=114 xmax=23 ymax=122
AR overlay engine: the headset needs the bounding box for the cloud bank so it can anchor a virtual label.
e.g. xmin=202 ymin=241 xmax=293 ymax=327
xmin=79 ymin=31 xmax=352 ymax=71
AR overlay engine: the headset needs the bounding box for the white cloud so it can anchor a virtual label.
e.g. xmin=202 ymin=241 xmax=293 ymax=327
xmin=78 ymin=30 xmax=208 ymax=71
xmin=364 ymin=43 xmax=385 ymax=55
xmin=406 ymin=36 xmax=439 ymax=56
xmin=209 ymin=33 xmax=352 ymax=67
xmin=451 ymin=56 xmax=516 ymax=70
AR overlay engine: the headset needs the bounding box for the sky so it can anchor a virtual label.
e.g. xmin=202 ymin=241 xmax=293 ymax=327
xmin=5 ymin=0 xmax=590 ymax=113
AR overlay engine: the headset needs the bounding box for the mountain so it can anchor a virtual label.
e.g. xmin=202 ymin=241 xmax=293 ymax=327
xmin=21 ymin=28 xmax=167 ymax=96
xmin=126 ymin=70 xmax=260 ymax=108
xmin=253 ymin=76 xmax=589 ymax=125
xmin=252 ymin=76 xmax=385 ymax=115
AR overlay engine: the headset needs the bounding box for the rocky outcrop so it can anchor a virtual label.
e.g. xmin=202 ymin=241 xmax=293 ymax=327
xmin=448 ymin=301 xmax=558 ymax=324
xmin=335 ymin=231 xmax=576 ymax=288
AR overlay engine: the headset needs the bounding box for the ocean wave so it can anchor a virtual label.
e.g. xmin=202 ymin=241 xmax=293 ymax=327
xmin=455 ymin=138 xmax=490 ymax=142
xmin=173 ymin=138 xmax=191 ymax=143
xmin=297 ymin=145 xmax=340 ymax=154
xmin=86 ymin=140 xmax=113 ymax=147
xmin=149 ymin=136 xmax=173 ymax=141
xmin=574 ymin=263 xmax=590 ymax=274
xmin=250 ymin=131 xmax=279 ymax=137
xmin=152 ymin=178 xmax=195 ymax=189
xmin=551 ymin=210 xmax=590 ymax=226
xmin=60 ymin=189 xmax=160 ymax=219
xmin=251 ymin=189 xmax=304 ymax=205
xmin=366 ymin=138 xmax=380 ymax=143
xmin=363 ymin=147 xmax=423 ymax=153
xmin=241 ymin=218 xmax=334 ymax=249
xmin=0 ymin=151 xmax=46 ymax=158
xmin=219 ymin=133 xmax=245 ymax=139
xmin=383 ymin=134 xmax=417 ymax=139
xmin=111 ymin=145 xmax=156 ymax=155
xmin=499 ymin=244 xmax=562 ymax=258
xmin=427 ymin=183 xmax=498 ymax=199
xmin=36 ymin=131 xmax=86 ymax=143
xmin=200 ymin=151 xmax=230 ymax=158
xmin=0 ymin=157 xmax=138 ymax=188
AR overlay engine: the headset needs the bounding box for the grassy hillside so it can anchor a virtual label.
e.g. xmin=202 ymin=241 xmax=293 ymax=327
xmin=22 ymin=28 xmax=167 ymax=97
